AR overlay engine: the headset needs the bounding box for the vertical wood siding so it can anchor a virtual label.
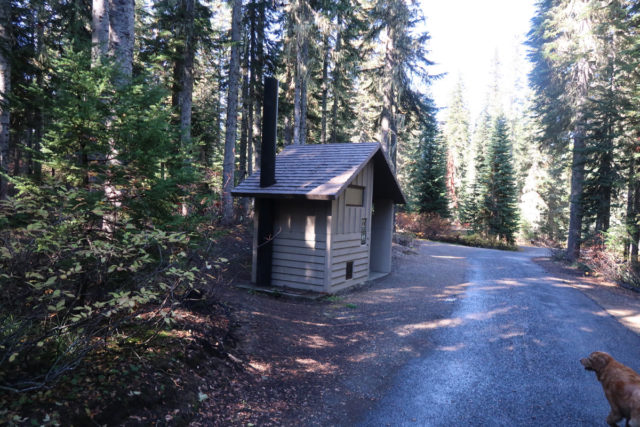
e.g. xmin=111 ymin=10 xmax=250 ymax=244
xmin=329 ymin=163 xmax=374 ymax=292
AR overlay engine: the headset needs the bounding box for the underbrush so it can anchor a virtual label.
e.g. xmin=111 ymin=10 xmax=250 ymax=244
xmin=396 ymin=212 xmax=518 ymax=251
xmin=437 ymin=233 xmax=519 ymax=251
xmin=579 ymin=246 xmax=640 ymax=289
xmin=550 ymin=233 xmax=640 ymax=289
xmin=0 ymin=182 xmax=251 ymax=424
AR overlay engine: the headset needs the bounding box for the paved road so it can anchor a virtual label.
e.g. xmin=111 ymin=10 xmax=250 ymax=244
xmin=357 ymin=243 xmax=640 ymax=426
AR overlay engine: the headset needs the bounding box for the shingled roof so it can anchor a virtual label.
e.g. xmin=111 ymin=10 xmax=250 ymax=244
xmin=231 ymin=142 xmax=405 ymax=204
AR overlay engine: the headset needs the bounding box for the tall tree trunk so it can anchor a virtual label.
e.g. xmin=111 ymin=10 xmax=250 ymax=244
xmin=380 ymin=25 xmax=397 ymax=170
xmin=103 ymin=0 xmax=134 ymax=230
xmin=221 ymin=0 xmax=242 ymax=224
xmin=320 ymin=34 xmax=329 ymax=144
xmin=595 ymin=137 xmax=613 ymax=236
xmin=566 ymin=125 xmax=586 ymax=261
xmin=251 ymin=0 xmax=265 ymax=166
xmin=174 ymin=0 xmax=195 ymax=147
xmin=293 ymin=0 xmax=309 ymax=145
xmin=632 ymin=175 xmax=640 ymax=272
xmin=239 ymin=30 xmax=250 ymax=216
xmin=239 ymin=31 xmax=250 ymax=183
xmin=329 ymin=21 xmax=341 ymax=144
xmin=626 ymin=155 xmax=635 ymax=261
xmin=283 ymin=65 xmax=294 ymax=146
xmin=0 ymin=0 xmax=10 ymax=200
xmin=32 ymin=2 xmax=44 ymax=181
xmin=92 ymin=0 xmax=109 ymax=64
xmin=298 ymin=39 xmax=308 ymax=145
xmin=109 ymin=0 xmax=134 ymax=84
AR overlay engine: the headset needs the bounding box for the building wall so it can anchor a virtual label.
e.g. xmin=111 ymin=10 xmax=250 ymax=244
xmin=370 ymin=198 xmax=394 ymax=274
xmin=328 ymin=162 xmax=374 ymax=292
xmin=269 ymin=199 xmax=330 ymax=291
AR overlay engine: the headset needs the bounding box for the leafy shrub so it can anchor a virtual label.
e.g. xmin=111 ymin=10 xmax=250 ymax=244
xmin=396 ymin=212 xmax=452 ymax=239
xmin=580 ymin=243 xmax=640 ymax=288
xmin=0 ymin=182 xmax=205 ymax=392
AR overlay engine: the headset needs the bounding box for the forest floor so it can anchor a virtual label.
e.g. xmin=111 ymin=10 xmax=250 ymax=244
xmin=5 ymin=232 xmax=640 ymax=426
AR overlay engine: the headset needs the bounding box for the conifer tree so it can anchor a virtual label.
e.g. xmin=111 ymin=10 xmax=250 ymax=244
xmin=442 ymin=78 xmax=470 ymax=217
xmin=528 ymin=0 xmax=598 ymax=260
xmin=222 ymin=0 xmax=242 ymax=224
xmin=0 ymin=0 xmax=10 ymax=199
xmin=408 ymin=100 xmax=448 ymax=217
xmin=460 ymin=107 xmax=491 ymax=230
xmin=481 ymin=116 xmax=519 ymax=244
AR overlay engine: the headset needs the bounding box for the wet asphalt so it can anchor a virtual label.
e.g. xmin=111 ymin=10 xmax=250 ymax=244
xmin=357 ymin=244 xmax=640 ymax=426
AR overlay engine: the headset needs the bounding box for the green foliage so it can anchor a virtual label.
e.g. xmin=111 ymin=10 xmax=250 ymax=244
xmin=480 ymin=116 xmax=520 ymax=244
xmin=459 ymin=108 xmax=492 ymax=229
xmin=0 ymin=181 xmax=204 ymax=392
xmin=407 ymin=103 xmax=449 ymax=217
xmin=0 ymin=47 xmax=209 ymax=393
xmin=454 ymin=233 xmax=518 ymax=252
xmin=30 ymin=47 xmax=196 ymax=225
xmin=442 ymin=78 xmax=471 ymax=216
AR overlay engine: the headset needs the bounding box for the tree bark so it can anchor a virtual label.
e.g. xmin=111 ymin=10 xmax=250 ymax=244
xmin=283 ymin=65 xmax=294 ymax=146
xmin=238 ymin=29 xmax=250 ymax=216
xmin=0 ymin=0 xmax=11 ymax=200
xmin=251 ymin=0 xmax=265 ymax=167
xmin=320 ymin=33 xmax=329 ymax=145
xmin=329 ymin=20 xmax=341 ymax=144
xmin=92 ymin=0 xmax=109 ymax=64
xmin=103 ymin=0 xmax=134 ymax=230
xmin=632 ymin=174 xmax=640 ymax=272
xmin=293 ymin=0 xmax=309 ymax=145
xmin=566 ymin=125 xmax=586 ymax=261
xmin=109 ymin=0 xmax=134 ymax=84
xmin=625 ymin=155 xmax=635 ymax=260
xmin=239 ymin=30 xmax=250 ymax=183
xmin=173 ymin=0 xmax=195 ymax=147
xmin=380 ymin=25 xmax=397 ymax=170
xmin=221 ymin=0 xmax=242 ymax=224
xmin=32 ymin=2 xmax=44 ymax=181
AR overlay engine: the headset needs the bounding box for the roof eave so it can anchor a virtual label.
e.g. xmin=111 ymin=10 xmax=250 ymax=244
xmin=230 ymin=191 xmax=335 ymax=201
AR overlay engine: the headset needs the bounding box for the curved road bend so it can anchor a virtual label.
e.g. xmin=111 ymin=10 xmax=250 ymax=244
xmin=358 ymin=243 xmax=640 ymax=426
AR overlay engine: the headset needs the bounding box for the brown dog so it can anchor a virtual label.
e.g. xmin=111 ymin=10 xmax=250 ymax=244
xmin=581 ymin=351 xmax=640 ymax=427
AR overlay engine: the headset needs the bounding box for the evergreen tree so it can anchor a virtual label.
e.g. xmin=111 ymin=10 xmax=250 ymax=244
xmin=0 ymin=0 xmax=9 ymax=199
xmin=221 ymin=0 xmax=242 ymax=224
xmin=481 ymin=116 xmax=519 ymax=243
xmin=528 ymin=0 xmax=598 ymax=260
xmin=408 ymin=98 xmax=448 ymax=217
xmin=460 ymin=107 xmax=491 ymax=229
xmin=442 ymin=77 xmax=470 ymax=217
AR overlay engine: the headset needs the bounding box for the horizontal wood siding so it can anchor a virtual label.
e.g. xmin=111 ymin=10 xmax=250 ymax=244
xmin=329 ymin=163 xmax=374 ymax=292
xmin=270 ymin=200 xmax=329 ymax=291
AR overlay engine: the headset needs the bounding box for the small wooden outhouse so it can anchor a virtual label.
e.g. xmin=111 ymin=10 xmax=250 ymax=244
xmin=232 ymin=142 xmax=405 ymax=294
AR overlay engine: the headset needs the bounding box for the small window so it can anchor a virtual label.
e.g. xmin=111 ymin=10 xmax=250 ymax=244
xmin=346 ymin=185 xmax=364 ymax=207
xmin=361 ymin=218 xmax=367 ymax=245
xmin=346 ymin=261 xmax=354 ymax=280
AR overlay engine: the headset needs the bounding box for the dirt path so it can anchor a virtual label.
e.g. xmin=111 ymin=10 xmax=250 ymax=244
xmin=196 ymin=240 xmax=640 ymax=425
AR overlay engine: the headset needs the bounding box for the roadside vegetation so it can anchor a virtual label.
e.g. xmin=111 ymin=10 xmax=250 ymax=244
xmin=396 ymin=213 xmax=518 ymax=252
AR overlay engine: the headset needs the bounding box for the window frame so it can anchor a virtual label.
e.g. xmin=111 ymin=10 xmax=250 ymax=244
xmin=345 ymin=185 xmax=365 ymax=207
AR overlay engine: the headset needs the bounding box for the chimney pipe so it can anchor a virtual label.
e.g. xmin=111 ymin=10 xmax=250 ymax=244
xmin=256 ymin=77 xmax=278 ymax=287
xmin=260 ymin=77 xmax=278 ymax=187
